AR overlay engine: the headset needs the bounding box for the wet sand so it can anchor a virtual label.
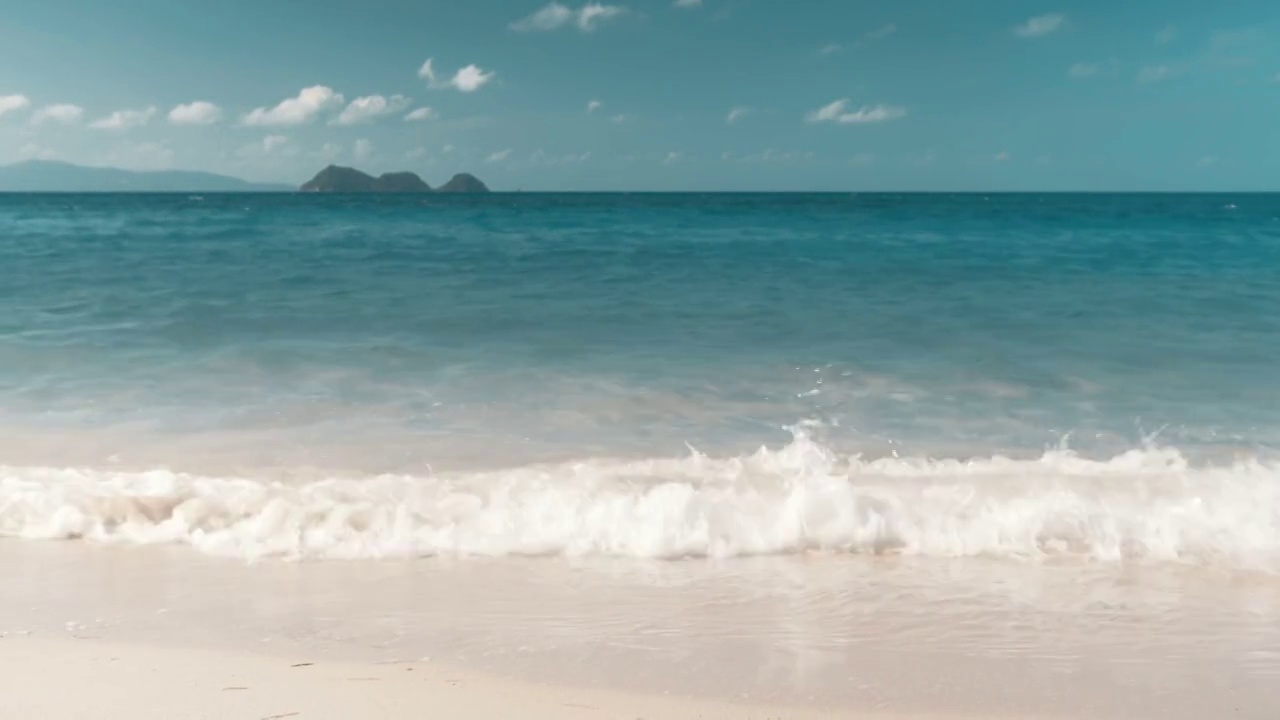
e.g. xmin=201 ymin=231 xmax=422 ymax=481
xmin=2 ymin=541 xmax=1278 ymax=719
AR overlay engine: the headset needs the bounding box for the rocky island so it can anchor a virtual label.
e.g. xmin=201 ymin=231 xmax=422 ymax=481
xmin=299 ymin=165 xmax=489 ymax=193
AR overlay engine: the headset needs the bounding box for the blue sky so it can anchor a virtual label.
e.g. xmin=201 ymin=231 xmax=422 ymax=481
xmin=0 ymin=0 xmax=1277 ymax=190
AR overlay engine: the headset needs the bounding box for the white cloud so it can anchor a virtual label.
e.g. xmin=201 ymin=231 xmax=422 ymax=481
xmin=452 ymin=65 xmax=495 ymax=92
xmin=611 ymin=113 xmax=629 ymax=123
xmin=587 ymin=99 xmax=602 ymax=113
xmin=864 ymin=24 xmax=896 ymax=40
xmin=1068 ymin=62 xmax=1100 ymax=78
xmin=262 ymin=135 xmax=289 ymax=153
xmin=1156 ymin=25 xmax=1178 ymax=46
xmin=1013 ymin=13 xmax=1065 ymax=38
xmin=994 ymin=151 xmax=1011 ymax=162
xmin=404 ymin=107 xmax=437 ymax=122
xmin=406 ymin=147 xmax=427 ymax=160
xmin=31 ymin=103 xmax=84 ymax=126
xmin=578 ymin=2 xmax=625 ymax=29
xmin=510 ymin=2 xmax=626 ymax=32
xmin=725 ymin=106 xmax=752 ymax=124
xmin=486 ymin=149 xmax=512 ymax=163
xmin=673 ymin=0 xmax=701 ymax=6
xmin=353 ymin=139 xmax=373 ymax=161
xmin=90 ymin=106 xmax=157 ymax=131
xmin=819 ymin=43 xmax=842 ymax=56
xmin=419 ymin=59 xmax=495 ymax=92
xmin=319 ymin=142 xmax=342 ymax=160
xmin=806 ymin=99 xmax=906 ymax=125
xmin=1197 ymin=155 xmax=1219 ymax=167
xmin=662 ymin=151 xmax=682 ymax=165
xmin=243 ymin=86 xmax=343 ymax=126
xmin=0 ymin=94 xmax=31 ymax=118
xmin=168 ymin=101 xmax=221 ymax=125
xmin=1137 ymin=64 xmax=1177 ymax=83
xmin=333 ymin=94 xmax=410 ymax=125
xmin=442 ymin=144 xmax=455 ymax=154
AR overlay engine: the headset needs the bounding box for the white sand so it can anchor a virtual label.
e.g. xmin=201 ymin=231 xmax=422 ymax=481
xmin=0 ymin=637 xmax=879 ymax=720
xmin=2 ymin=542 xmax=1276 ymax=719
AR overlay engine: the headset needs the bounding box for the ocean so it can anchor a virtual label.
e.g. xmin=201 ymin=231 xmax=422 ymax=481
xmin=1 ymin=192 xmax=1278 ymax=565
xmin=4 ymin=192 xmax=1280 ymax=717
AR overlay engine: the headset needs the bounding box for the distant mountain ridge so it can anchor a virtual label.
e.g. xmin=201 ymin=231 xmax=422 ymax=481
xmin=300 ymin=165 xmax=490 ymax=193
xmin=0 ymin=160 xmax=292 ymax=192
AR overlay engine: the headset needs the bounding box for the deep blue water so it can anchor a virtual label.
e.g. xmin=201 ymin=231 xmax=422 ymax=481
xmin=2 ymin=192 xmax=1279 ymax=468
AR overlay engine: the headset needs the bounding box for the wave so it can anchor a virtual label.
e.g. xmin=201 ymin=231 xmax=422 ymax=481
xmin=1 ymin=429 xmax=1277 ymax=569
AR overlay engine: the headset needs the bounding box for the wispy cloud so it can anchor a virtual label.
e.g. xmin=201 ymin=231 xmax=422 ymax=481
xmin=994 ymin=151 xmax=1011 ymax=162
xmin=587 ymin=99 xmax=602 ymax=113
xmin=263 ymin=135 xmax=289 ymax=153
xmin=662 ymin=151 xmax=682 ymax=165
xmin=404 ymin=107 xmax=437 ymax=122
xmin=1155 ymin=25 xmax=1178 ymax=46
xmin=1013 ymin=13 xmax=1065 ymax=38
xmin=806 ymin=99 xmax=906 ymax=125
xmin=821 ymin=23 xmax=896 ymax=55
xmin=0 ymin=94 xmax=31 ymax=118
xmin=168 ymin=101 xmax=221 ymax=125
xmin=419 ymin=59 xmax=496 ymax=92
xmin=1137 ymin=64 xmax=1178 ymax=83
xmin=1197 ymin=155 xmax=1219 ymax=167
xmin=30 ymin=103 xmax=84 ymax=126
xmin=611 ymin=113 xmax=629 ymax=124
xmin=739 ymin=149 xmax=814 ymax=163
xmin=90 ymin=106 xmax=157 ymax=131
xmin=353 ymin=138 xmax=373 ymax=162
xmin=530 ymin=149 xmax=592 ymax=165
xmin=673 ymin=0 xmax=701 ymax=7
xmin=486 ymin=149 xmax=512 ymax=163
xmin=242 ymin=86 xmax=343 ymax=126
xmin=850 ymin=153 xmax=875 ymax=167
xmin=510 ymin=3 xmax=626 ymax=32
xmin=1068 ymin=62 xmax=1101 ymax=78
xmin=333 ymin=95 xmax=410 ymax=125
xmin=864 ymin=23 xmax=896 ymax=40
xmin=725 ymin=106 xmax=751 ymax=124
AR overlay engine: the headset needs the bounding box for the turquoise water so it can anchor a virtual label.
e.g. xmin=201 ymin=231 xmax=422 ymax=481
xmin=1 ymin=193 xmax=1278 ymax=564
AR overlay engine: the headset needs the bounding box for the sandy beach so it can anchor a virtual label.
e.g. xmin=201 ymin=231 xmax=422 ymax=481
xmin=2 ymin=541 xmax=1278 ymax=719
xmin=0 ymin=637 xmax=873 ymax=720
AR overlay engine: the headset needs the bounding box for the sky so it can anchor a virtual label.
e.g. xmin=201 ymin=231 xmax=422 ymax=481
xmin=0 ymin=0 xmax=1277 ymax=191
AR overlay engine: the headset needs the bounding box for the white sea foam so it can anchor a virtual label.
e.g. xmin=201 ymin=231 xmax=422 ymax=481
xmin=1 ymin=430 xmax=1277 ymax=569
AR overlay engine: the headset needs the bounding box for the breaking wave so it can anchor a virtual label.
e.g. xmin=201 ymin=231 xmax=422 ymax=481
xmin=1 ymin=430 xmax=1277 ymax=570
